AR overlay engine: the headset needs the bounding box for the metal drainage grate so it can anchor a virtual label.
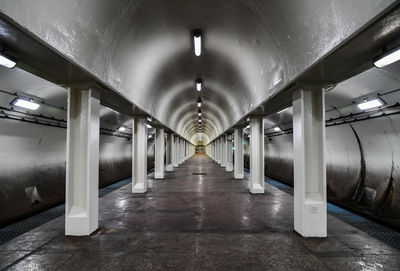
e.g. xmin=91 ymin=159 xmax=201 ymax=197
xmin=192 ymin=172 xmax=207 ymax=175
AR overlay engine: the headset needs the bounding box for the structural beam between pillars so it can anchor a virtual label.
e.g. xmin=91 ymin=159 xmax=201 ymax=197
xmin=234 ymin=128 xmax=244 ymax=179
xmin=154 ymin=128 xmax=165 ymax=179
xmin=249 ymin=117 xmax=265 ymax=194
xmin=293 ymin=88 xmax=327 ymax=237
xmin=132 ymin=117 xmax=148 ymax=193
xmin=65 ymin=88 xmax=100 ymax=236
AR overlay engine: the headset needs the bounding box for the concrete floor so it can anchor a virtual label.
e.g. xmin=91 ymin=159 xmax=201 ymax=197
xmin=0 ymin=154 xmax=399 ymax=270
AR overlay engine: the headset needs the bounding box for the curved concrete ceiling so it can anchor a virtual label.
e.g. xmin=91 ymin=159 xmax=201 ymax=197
xmin=0 ymin=0 xmax=397 ymax=145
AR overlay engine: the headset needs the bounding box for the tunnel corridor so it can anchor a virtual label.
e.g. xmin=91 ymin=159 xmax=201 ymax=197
xmin=0 ymin=0 xmax=400 ymax=270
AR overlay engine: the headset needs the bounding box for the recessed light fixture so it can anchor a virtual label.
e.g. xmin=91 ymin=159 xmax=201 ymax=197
xmin=196 ymin=79 xmax=202 ymax=91
xmin=273 ymin=127 xmax=282 ymax=132
xmin=146 ymin=124 xmax=152 ymax=129
xmin=118 ymin=126 xmax=126 ymax=132
xmin=193 ymin=30 xmax=202 ymax=57
xmin=12 ymin=98 xmax=40 ymax=110
xmin=245 ymin=125 xmax=250 ymax=129
xmin=357 ymin=98 xmax=384 ymax=110
xmin=199 ymin=119 xmax=202 ymax=123
xmin=148 ymin=134 xmax=152 ymax=138
xmin=0 ymin=52 xmax=16 ymax=69
xmin=197 ymin=97 xmax=202 ymax=108
xmin=374 ymin=47 xmax=400 ymax=68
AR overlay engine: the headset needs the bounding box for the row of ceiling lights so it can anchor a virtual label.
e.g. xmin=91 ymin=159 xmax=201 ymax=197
xmin=193 ymin=30 xmax=203 ymax=134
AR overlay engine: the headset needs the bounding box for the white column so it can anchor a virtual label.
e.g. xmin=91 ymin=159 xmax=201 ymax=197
xmin=173 ymin=135 xmax=179 ymax=167
xmin=293 ymin=88 xmax=327 ymax=237
xmin=250 ymin=117 xmax=264 ymax=194
xmin=221 ymin=135 xmax=227 ymax=167
xmin=226 ymin=134 xmax=233 ymax=172
xmin=178 ymin=138 xmax=182 ymax=165
xmin=66 ymin=88 xmax=100 ymax=236
xmin=166 ymin=133 xmax=174 ymax=171
xmin=132 ymin=117 xmax=148 ymax=193
xmin=217 ymin=138 xmax=221 ymax=164
xmin=234 ymin=128 xmax=244 ymax=179
xmin=154 ymin=128 xmax=165 ymax=179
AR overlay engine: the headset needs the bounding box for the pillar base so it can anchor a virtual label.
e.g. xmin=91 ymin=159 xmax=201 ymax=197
xmin=250 ymin=184 xmax=264 ymax=194
xmin=173 ymin=163 xmax=179 ymax=167
xmin=132 ymin=183 xmax=147 ymax=193
xmin=225 ymin=163 xmax=233 ymax=172
xmin=234 ymin=173 xmax=244 ymax=179
xmin=166 ymin=164 xmax=174 ymax=171
xmin=154 ymin=173 xmax=164 ymax=179
xmin=66 ymin=215 xmax=97 ymax=236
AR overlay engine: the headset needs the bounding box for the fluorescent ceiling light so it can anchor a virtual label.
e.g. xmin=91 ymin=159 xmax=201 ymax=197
xmin=12 ymin=98 xmax=40 ymax=110
xmin=147 ymin=124 xmax=152 ymax=129
xmin=357 ymin=99 xmax=384 ymax=110
xmin=118 ymin=126 xmax=126 ymax=132
xmin=197 ymin=102 xmax=201 ymax=107
xmin=196 ymin=80 xmax=202 ymax=91
xmin=0 ymin=52 xmax=16 ymax=69
xmin=374 ymin=48 xmax=400 ymax=68
xmin=194 ymin=31 xmax=202 ymax=56
xmin=273 ymin=127 xmax=282 ymax=132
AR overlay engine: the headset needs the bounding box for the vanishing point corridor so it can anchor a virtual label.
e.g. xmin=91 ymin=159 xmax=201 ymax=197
xmin=1 ymin=155 xmax=399 ymax=270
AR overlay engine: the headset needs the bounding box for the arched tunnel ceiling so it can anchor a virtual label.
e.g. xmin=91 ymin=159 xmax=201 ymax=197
xmin=0 ymin=0 xmax=397 ymax=145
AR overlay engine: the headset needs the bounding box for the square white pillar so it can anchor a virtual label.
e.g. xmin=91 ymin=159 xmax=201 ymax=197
xmin=166 ymin=133 xmax=174 ymax=171
xmin=132 ymin=117 xmax=148 ymax=193
xmin=217 ymin=138 xmax=222 ymax=164
xmin=250 ymin=117 xmax=265 ymax=194
xmin=65 ymin=88 xmax=100 ymax=236
xmin=173 ymin=135 xmax=179 ymax=167
xmin=293 ymin=88 xmax=327 ymax=237
xmin=154 ymin=128 xmax=165 ymax=179
xmin=226 ymin=134 xmax=233 ymax=172
xmin=221 ymin=135 xmax=227 ymax=167
xmin=234 ymin=128 xmax=244 ymax=179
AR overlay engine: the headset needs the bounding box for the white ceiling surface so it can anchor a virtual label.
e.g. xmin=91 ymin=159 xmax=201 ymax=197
xmin=0 ymin=0 xmax=396 ymax=145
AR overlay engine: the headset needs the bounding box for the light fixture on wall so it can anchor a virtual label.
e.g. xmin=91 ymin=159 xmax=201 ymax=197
xmin=193 ymin=30 xmax=202 ymax=57
xmin=0 ymin=52 xmax=16 ymax=69
xmin=118 ymin=126 xmax=126 ymax=132
xmin=374 ymin=47 xmax=400 ymax=68
xmin=197 ymin=97 xmax=202 ymax=108
xmin=196 ymin=79 xmax=202 ymax=91
xmin=357 ymin=98 xmax=384 ymax=110
xmin=12 ymin=98 xmax=40 ymax=110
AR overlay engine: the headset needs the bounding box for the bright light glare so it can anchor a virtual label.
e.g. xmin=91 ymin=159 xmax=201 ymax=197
xmin=147 ymin=124 xmax=152 ymax=129
xmin=13 ymin=98 xmax=40 ymax=110
xmin=194 ymin=35 xmax=202 ymax=56
xmin=196 ymin=82 xmax=202 ymax=91
xmin=374 ymin=48 xmax=400 ymax=68
xmin=273 ymin=127 xmax=282 ymax=132
xmin=148 ymin=134 xmax=152 ymax=138
xmin=357 ymin=99 xmax=384 ymax=110
xmin=118 ymin=126 xmax=126 ymax=132
xmin=197 ymin=102 xmax=201 ymax=107
xmin=198 ymin=113 xmax=201 ymax=116
xmin=0 ymin=53 xmax=16 ymax=68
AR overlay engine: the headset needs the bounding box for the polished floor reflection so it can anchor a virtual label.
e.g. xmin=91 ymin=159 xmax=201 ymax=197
xmin=0 ymin=154 xmax=399 ymax=270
